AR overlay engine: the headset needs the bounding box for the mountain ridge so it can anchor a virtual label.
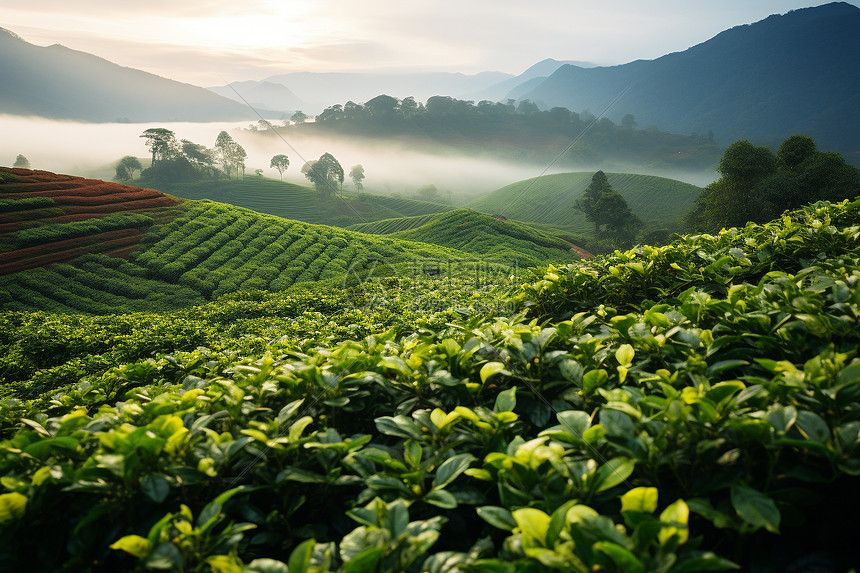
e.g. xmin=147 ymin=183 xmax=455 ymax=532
xmin=518 ymin=2 xmax=860 ymax=159
xmin=0 ymin=28 xmax=264 ymax=122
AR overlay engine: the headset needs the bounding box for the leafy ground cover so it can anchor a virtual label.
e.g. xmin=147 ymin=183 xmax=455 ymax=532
xmin=0 ymin=197 xmax=858 ymax=571
xmin=467 ymin=172 xmax=703 ymax=236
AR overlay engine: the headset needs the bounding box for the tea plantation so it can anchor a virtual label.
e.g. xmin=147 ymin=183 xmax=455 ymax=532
xmin=1 ymin=188 xmax=859 ymax=571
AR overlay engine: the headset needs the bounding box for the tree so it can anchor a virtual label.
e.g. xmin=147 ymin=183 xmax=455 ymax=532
xmin=291 ymin=111 xmax=308 ymax=124
xmin=777 ymin=134 xmax=816 ymax=172
xmin=115 ymin=156 xmax=142 ymax=181
xmin=13 ymin=154 xmax=30 ymax=169
xmin=574 ymin=170 xmax=641 ymax=248
xmin=621 ymin=114 xmax=637 ymax=129
xmin=302 ymin=152 xmax=344 ymax=197
xmin=214 ymin=131 xmax=245 ymax=179
xmin=140 ymin=128 xmax=178 ymax=166
xmin=270 ymin=154 xmax=290 ymax=180
xmin=181 ymin=140 xmax=214 ymax=175
xmin=575 ymin=170 xmax=613 ymax=236
xmin=349 ymin=164 xmax=365 ymax=190
xmin=685 ymin=135 xmax=860 ymax=233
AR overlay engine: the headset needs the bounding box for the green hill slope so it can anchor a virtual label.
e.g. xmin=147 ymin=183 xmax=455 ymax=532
xmin=147 ymin=178 xmax=455 ymax=228
xmin=384 ymin=209 xmax=579 ymax=266
xmin=2 ymin=170 xmax=556 ymax=314
xmin=466 ymin=172 xmax=703 ymax=235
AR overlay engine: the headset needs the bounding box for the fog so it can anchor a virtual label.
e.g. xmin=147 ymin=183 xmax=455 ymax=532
xmin=1 ymin=115 xmax=716 ymax=200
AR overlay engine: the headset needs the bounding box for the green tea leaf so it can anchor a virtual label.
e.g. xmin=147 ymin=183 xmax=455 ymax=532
xmin=730 ymin=483 xmax=780 ymax=533
xmin=480 ymin=362 xmax=507 ymax=383
xmin=110 ymin=534 xmax=151 ymax=559
xmin=476 ymin=506 xmax=517 ymax=531
xmin=621 ymin=487 xmax=658 ymax=514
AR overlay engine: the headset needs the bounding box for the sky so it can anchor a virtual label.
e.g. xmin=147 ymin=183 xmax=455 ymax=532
xmin=1 ymin=1 xmax=857 ymax=85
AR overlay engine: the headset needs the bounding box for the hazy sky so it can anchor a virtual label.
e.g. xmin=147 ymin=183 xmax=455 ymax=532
xmin=1 ymin=1 xmax=856 ymax=85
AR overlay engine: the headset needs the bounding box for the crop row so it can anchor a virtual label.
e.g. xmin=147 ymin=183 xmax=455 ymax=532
xmin=348 ymin=212 xmax=438 ymax=235
xmin=11 ymin=212 xmax=154 ymax=248
xmin=0 ymin=197 xmax=56 ymax=213
xmin=0 ymin=254 xmax=205 ymax=314
xmin=126 ymin=201 xmax=462 ymax=300
xmin=0 ymin=229 xmax=143 ymax=275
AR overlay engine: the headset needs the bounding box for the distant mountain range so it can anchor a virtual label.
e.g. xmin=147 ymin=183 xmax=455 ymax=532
xmin=1 ymin=2 xmax=857 ymax=163
xmin=0 ymin=27 xmax=260 ymax=122
xmin=210 ymin=59 xmax=592 ymax=114
xmin=518 ymin=2 xmax=860 ymax=157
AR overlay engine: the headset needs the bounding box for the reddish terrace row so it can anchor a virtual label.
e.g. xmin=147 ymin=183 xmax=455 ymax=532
xmin=0 ymin=168 xmax=182 ymax=274
xmin=0 ymin=229 xmax=143 ymax=275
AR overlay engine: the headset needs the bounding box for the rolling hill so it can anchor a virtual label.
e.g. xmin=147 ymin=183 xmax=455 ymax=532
xmin=0 ymin=169 xmax=559 ymax=314
xmin=466 ymin=172 xmax=703 ymax=235
xmin=518 ymin=3 xmax=860 ymax=161
xmin=349 ymin=209 xmax=580 ymax=267
xmin=0 ymin=27 xmax=260 ymax=122
xmin=146 ymin=179 xmax=456 ymax=228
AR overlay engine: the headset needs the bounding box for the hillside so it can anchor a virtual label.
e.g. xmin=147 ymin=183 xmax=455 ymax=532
xmin=0 ymin=27 xmax=258 ymax=122
xmin=519 ymin=3 xmax=860 ymax=162
xmin=467 ymin=172 xmax=702 ymax=235
xmin=1 ymin=197 xmax=858 ymax=570
xmin=377 ymin=209 xmax=580 ymax=267
xmin=0 ymin=169 xmax=555 ymax=314
xmin=147 ymin=179 xmax=455 ymax=228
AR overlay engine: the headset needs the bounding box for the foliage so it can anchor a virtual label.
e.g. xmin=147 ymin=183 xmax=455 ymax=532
xmin=0 ymin=199 xmax=857 ymax=571
xmin=275 ymin=95 xmax=721 ymax=172
xmin=349 ymin=165 xmax=365 ymax=191
xmin=115 ymin=156 xmax=143 ymax=182
xmin=574 ymin=171 xmax=642 ymax=251
xmin=686 ymin=136 xmax=860 ymax=232
xmin=270 ymin=155 xmax=290 ymax=180
xmin=302 ymin=153 xmax=344 ymax=198
xmin=215 ymin=131 xmax=247 ymax=180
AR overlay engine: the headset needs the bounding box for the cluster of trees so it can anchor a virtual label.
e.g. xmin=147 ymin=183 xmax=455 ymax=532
xmin=117 ymin=129 xmax=249 ymax=182
xmin=575 ymin=171 xmax=642 ymax=250
xmin=271 ymin=95 xmax=720 ymax=170
xmin=685 ymin=135 xmax=860 ymax=232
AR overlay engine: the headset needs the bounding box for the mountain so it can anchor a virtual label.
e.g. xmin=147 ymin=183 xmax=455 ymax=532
xmin=466 ymin=58 xmax=596 ymax=102
xmin=0 ymin=28 xmax=260 ymax=122
xmin=226 ymin=70 xmax=515 ymax=113
xmin=208 ymin=80 xmax=306 ymax=114
xmin=517 ymin=3 xmax=860 ymax=160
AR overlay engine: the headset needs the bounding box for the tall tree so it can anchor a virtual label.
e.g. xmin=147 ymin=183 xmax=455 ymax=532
xmin=349 ymin=164 xmax=365 ymax=190
xmin=214 ymin=131 xmax=245 ymax=179
xmin=302 ymin=152 xmax=344 ymax=197
xmin=140 ymin=128 xmax=178 ymax=166
xmin=575 ymin=170 xmax=613 ymax=236
xmin=13 ymin=154 xmax=30 ymax=169
xmin=271 ymin=154 xmax=290 ymax=180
